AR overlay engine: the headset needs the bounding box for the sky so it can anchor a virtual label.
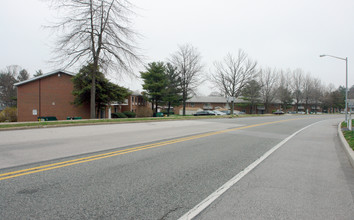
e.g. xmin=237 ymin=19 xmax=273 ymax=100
xmin=1 ymin=0 xmax=354 ymax=95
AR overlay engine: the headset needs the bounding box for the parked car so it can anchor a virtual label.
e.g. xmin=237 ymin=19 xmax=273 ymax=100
xmin=193 ymin=110 xmax=217 ymax=116
xmin=273 ymin=110 xmax=284 ymax=115
xmin=213 ymin=110 xmax=227 ymax=115
xmin=297 ymin=111 xmax=305 ymax=114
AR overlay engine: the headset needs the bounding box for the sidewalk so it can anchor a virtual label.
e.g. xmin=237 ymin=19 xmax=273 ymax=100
xmin=195 ymin=118 xmax=354 ymax=219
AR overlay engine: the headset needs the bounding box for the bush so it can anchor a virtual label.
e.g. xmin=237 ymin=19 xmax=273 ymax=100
xmin=136 ymin=107 xmax=153 ymax=118
xmin=123 ymin=111 xmax=136 ymax=118
xmin=0 ymin=107 xmax=17 ymax=122
xmin=111 ymin=112 xmax=128 ymax=118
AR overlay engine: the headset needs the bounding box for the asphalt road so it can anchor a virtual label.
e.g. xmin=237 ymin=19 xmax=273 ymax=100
xmin=0 ymin=115 xmax=353 ymax=219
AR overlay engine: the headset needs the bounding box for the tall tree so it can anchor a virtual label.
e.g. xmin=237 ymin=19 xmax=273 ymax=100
xmin=0 ymin=71 xmax=17 ymax=107
xmin=277 ymin=70 xmax=293 ymax=111
xmin=302 ymin=74 xmax=314 ymax=113
xmin=162 ymin=63 xmax=182 ymax=116
xmin=212 ymin=50 xmax=257 ymax=115
xmin=259 ymin=68 xmax=278 ymax=113
xmin=291 ymin=68 xmax=304 ymax=112
xmin=241 ymin=79 xmax=261 ymax=114
xmin=49 ymin=0 xmax=140 ymax=118
xmin=170 ymin=44 xmax=203 ymax=116
xmin=72 ymin=64 xmax=130 ymax=117
xmin=309 ymin=78 xmax=323 ymax=113
xmin=140 ymin=62 xmax=167 ymax=114
xmin=0 ymin=65 xmax=29 ymax=107
xmin=17 ymin=69 xmax=30 ymax=82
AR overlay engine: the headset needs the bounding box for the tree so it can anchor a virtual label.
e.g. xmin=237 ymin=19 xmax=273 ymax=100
xmin=162 ymin=63 xmax=182 ymax=116
xmin=0 ymin=65 xmax=29 ymax=107
xmin=277 ymin=70 xmax=293 ymax=111
xmin=72 ymin=64 xmax=130 ymax=118
xmin=34 ymin=70 xmax=43 ymax=77
xmin=170 ymin=44 xmax=203 ymax=116
xmin=241 ymin=79 xmax=261 ymax=114
xmin=140 ymin=62 xmax=167 ymax=114
xmin=0 ymin=71 xmax=17 ymax=107
xmin=211 ymin=50 xmax=257 ymax=115
xmin=49 ymin=0 xmax=140 ymax=119
xmin=17 ymin=69 xmax=30 ymax=82
xmin=348 ymin=85 xmax=354 ymax=99
xmin=302 ymin=74 xmax=314 ymax=113
xmin=291 ymin=69 xmax=304 ymax=112
xmin=309 ymin=78 xmax=323 ymax=113
xmin=259 ymin=68 xmax=278 ymax=113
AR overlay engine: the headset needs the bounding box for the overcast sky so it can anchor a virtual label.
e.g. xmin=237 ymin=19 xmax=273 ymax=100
xmin=1 ymin=0 xmax=354 ymax=95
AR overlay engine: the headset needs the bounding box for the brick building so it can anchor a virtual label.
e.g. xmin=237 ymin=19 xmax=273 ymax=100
xmin=173 ymin=96 xmax=285 ymax=115
xmin=14 ymin=70 xmax=91 ymax=122
xmin=15 ymin=70 xmax=151 ymax=121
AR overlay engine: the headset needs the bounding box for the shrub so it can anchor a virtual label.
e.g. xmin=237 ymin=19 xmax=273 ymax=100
xmin=123 ymin=111 xmax=136 ymax=118
xmin=0 ymin=107 xmax=17 ymax=122
xmin=111 ymin=112 xmax=128 ymax=118
xmin=136 ymin=107 xmax=153 ymax=118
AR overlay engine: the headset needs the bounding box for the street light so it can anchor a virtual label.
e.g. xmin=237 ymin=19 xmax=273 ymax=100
xmin=320 ymin=54 xmax=348 ymax=125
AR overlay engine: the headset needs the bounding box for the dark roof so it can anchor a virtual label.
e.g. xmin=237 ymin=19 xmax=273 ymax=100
xmin=14 ymin=69 xmax=76 ymax=86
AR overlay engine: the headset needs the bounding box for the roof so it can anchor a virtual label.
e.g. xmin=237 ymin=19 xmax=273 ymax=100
xmin=14 ymin=69 xmax=76 ymax=86
xmin=187 ymin=96 xmax=246 ymax=103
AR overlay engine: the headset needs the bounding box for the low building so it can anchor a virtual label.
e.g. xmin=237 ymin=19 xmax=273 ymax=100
xmin=14 ymin=70 xmax=91 ymax=121
xmin=14 ymin=70 xmax=149 ymax=122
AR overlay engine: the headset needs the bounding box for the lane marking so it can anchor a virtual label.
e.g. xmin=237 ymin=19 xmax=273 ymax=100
xmin=178 ymin=120 xmax=323 ymax=220
xmin=0 ymin=117 xmax=310 ymax=181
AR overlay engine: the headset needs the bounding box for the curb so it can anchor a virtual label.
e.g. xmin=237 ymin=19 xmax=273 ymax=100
xmin=337 ymin=123 xmax=354 ymax=168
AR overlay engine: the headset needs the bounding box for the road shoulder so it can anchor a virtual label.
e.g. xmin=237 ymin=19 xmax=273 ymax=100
xmin=194 ymin=118 xmax=354 ymax=220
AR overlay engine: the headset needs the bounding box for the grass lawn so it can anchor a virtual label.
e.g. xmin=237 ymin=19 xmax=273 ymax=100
xmin=341 ymin=121 xmax=354 ymax=151
xmin=0 ymin=113 xmax=274 ymax=130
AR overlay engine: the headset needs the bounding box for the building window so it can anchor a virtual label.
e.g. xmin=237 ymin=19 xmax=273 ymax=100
xmin=190 ymin=102 xmax=195 ymax=107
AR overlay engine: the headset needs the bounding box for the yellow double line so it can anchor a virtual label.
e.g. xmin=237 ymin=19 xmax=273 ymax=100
xmin=0 ymin=118 xmax=301 ymax=181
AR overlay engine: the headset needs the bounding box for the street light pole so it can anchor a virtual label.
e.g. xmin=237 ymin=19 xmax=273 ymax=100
xmin=320 ymin=54 xmax=349 ymax=125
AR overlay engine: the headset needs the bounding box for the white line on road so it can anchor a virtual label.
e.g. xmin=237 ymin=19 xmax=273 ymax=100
xmin=178 ymin=120 xmax=323 ymax=220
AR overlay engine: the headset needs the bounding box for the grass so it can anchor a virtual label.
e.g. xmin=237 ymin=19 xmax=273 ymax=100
xmin=0 ymin=115 xmax=228 ymax=130
xmin=341 ymin=121 xmax=354 ymax=151
xmin=0 ymin=113 xmax=276 ymax=130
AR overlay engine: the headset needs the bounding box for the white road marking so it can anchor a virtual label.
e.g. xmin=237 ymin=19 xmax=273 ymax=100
xmin=178 ymin=120 xmax=323 ymax=220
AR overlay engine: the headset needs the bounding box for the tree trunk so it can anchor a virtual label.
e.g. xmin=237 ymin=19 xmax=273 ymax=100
xmin=230 ymin=100 xmax=235 ymax=116
xmin=167 ymin=102 xmax=171 ymax=116
xmin=90 ymin=71 xmax=96 ymax=119
xmin=182 ymin=92 xmax=187 ymax=116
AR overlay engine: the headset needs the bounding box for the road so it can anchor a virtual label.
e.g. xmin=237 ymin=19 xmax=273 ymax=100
xmin=0 ymin=115 xmax=353 ymax=219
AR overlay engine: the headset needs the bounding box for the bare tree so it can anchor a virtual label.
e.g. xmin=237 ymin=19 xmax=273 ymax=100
xmin=309 ymin=78 xmax=323 ymax=113
xmin=302 ymin=73 xmax=314 ymax=113
xmin=49 ymin=0 xmax=141 ymax=118
xmin=258 ymin=67 xmax=278 ymax=113
xmin=212 ymin=50 xmax=257 ymax=115
xmin=291 ymin=68 xmax=304 ymax=112
xmin=276 ymin=70 xmax=293 ymax=111
xmin=170 ymin=44 xmax=203 ymax=116
xmin=0 ymin=65 xmax=29 ymax=107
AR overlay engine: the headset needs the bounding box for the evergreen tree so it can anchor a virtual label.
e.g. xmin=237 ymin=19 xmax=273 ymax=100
xmin=140 ymin=62 xmax=167 ymax=114
xmin=241 ymin=80 xmax=261 ymax=114
xmin=17 ymin=69 xmax=29 ymax=82
xmin=163 ymin=63 xmax=183 ymax=116
xmin=34 ymin=70 xmax=43 ymax=77
xmin=72 ymin=64 xmax=130 ymax=118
